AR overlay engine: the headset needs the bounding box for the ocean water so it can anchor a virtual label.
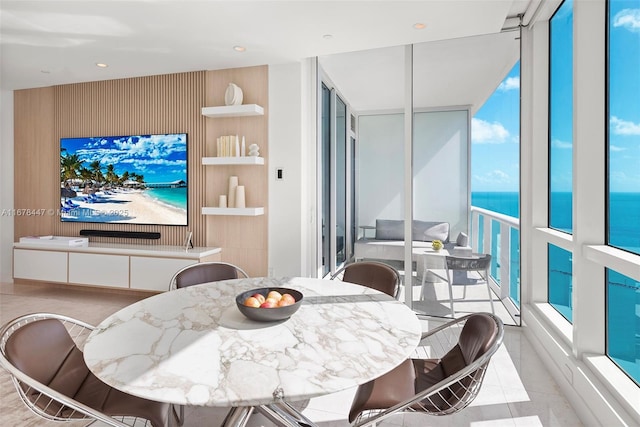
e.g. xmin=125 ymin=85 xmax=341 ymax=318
xmin=145 ymin=187 xmax=187 ymax=211
xmin=472 ymin=191 xmax=640 ymax=254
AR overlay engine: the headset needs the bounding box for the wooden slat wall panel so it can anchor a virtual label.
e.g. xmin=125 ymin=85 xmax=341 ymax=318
xmin=15 ymin=71 xmax=208 ymax=247
xmin=204 ymin=66 xmax=268 ymax=276
xmin=14 ymin=87 xmax=57 ymax=240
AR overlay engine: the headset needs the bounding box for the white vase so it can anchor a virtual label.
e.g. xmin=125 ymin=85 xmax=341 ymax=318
xmin=235 ymin=185 xmax=246 ymax=208
xmin=224 ymin=83 xmax=243 ymax=106
xmin=228 ymin=176 xmax=238 ymax=208
xmin=218 ymin=195 xmax=227 ymax=208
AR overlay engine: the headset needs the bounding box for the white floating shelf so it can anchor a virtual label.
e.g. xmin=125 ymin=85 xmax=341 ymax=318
xmin=201 ymin=157 xmax=264 ymax=166
xmin=201 ymin=104 xmax=264 ymax=118
xmin=202 ymin=207 xmax=264 ymax=216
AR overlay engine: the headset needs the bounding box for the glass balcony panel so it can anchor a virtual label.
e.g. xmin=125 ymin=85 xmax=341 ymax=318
xmin=548 ymin=243 xmax=573 ymax=322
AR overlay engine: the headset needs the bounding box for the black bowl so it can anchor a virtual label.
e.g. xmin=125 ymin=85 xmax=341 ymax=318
xmin=236 ymin=287 xmax=303 ymax=322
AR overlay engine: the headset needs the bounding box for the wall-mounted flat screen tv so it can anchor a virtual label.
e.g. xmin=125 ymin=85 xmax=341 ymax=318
xmin=60 ymin=133 xmax=188 ymax=226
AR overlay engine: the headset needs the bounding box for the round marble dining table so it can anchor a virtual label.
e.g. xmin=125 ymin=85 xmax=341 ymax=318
xmin=83 ymin=276 xmax=421 ymax=418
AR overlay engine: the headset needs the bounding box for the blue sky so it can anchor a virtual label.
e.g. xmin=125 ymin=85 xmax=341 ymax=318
xmin=61 ymin=133 xmax=187 ymax=184
xmin=471 ymin=0 xmax=640 ymax=194
xmin=471 ymin=62 xmax=520 ymax=193
xmin=609 ymin=1 xmax=640 ymax=193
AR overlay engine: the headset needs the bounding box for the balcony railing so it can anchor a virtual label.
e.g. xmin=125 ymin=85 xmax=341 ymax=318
xmin=470 ymin=206 xmax=521 ymax=320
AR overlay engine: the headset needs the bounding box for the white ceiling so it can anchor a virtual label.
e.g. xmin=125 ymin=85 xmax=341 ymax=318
xmin=1 ymin=1 xmax=533 ymax=110
xmin=320 ymin=30 xmax=520 ymax=112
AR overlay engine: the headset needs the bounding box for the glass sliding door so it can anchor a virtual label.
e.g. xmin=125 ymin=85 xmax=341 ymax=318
xmin=412 ymin=32 xmax=520 ymax=322
xmin=411 ymin=108 xmax=469 ymax=316
xmin=318 ymin=34 xmax=521 ymax=325
xmin=319 ymin=79 xmax=353 ymax=277
xmin=336 ymin=96 xmax=347 ymax=266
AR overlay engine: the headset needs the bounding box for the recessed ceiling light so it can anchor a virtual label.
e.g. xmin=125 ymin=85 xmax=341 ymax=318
xmin=96 ymin=63 xmax=108 ymax=68
xmin=413 ymin=23 xmax=426 ymax=30
xmin=233 ymin=45 xmax=246 ymax=52
xmin=322 ymin=34 xmax=333 ymax=40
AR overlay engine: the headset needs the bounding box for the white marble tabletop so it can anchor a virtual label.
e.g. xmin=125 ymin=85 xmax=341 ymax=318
xmin=83 ymin=276 xmax=421 ymax=408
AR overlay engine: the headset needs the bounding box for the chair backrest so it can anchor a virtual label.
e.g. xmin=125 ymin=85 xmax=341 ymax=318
xmin=445 ymin=253 xmax=491 ymax=271
xmin=348 ymin=313 xmax=503 ymax=426
xmin=413 ymin=313 xmax=502 ymax=414
xmin=331 ymin=261 xmax=400 ymax=298
xmin=170 ymin=261 xmax=249 ymax=290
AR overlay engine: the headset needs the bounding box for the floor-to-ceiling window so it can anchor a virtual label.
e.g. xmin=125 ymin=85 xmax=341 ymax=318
xmin=528 ymin=0 xmax=640 ymax=420
xmin=606 ymin=0 xmax=640 ymax=384
xmin=548 ymin=0 xmax=574 ymax=322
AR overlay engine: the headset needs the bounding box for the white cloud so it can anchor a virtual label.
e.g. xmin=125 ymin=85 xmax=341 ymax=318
xmin=474 ymin=170 xmax=510 ymax=183
xmin=610 ymin=145 xmax=626 ymax=152
xmin=551 ymin=139 xmax=572 ymax=149
xmin=610 ymin=116 xmax=640 ymax=135
xmin=498 ymin=77 xmax=520 ymax=92
xmin=613 ymin=8 xmax=640 ymax=32
xmin=472 ymin=118 xmax=509 ymax=144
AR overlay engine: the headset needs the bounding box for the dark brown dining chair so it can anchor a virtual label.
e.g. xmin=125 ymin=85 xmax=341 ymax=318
xmin=330 ymin=261 xmax=401 ymax=298
xmin=169 ymin=261 xmax=249 ymax=290
xmin=0 ymin=313 xmax=172 ymax=427
xmin=348 ymin=312 xmax=504 ymax=427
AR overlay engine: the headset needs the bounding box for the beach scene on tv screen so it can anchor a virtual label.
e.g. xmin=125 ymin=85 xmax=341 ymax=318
xmin=60 ymin=133 xmax=188 ymax=225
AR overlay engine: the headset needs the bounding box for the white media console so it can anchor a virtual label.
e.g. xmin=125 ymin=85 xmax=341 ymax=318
xmin=13 ymin=240 xmax=221 ymax=292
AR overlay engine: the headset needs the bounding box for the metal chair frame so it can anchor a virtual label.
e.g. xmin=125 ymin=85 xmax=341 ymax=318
xmin=445 ymin=253 xmax=495 ymax=315
xmin=330 ymin=260 xmax=401 ymax=299
xmin=351 ymin=313 xmax=504 ymax=427
xmin=169 ymin=261 xmax=249 ymax=290
xmin=0 ymin=313 xmax=157 ymax=427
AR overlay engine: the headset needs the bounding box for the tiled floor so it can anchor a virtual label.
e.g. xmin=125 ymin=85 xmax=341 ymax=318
xmin=0 ymin=282 xmax=582 ymax=426
xmin=402 ymin=268 xmax=518 ymax=327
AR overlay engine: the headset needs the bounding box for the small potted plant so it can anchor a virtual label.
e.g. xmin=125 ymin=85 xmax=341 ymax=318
xmin=432 ymin=239 xmax=443 ymax=252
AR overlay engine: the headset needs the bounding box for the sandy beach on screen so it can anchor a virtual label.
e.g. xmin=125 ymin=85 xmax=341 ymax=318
xmin=61 ymin=189 xmax=186 ymax=224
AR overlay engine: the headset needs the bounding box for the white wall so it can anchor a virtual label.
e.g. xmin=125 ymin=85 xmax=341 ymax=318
xmin=0 ymin=89 xmax=14 ymax=283
xmin=268 ymin=61 xmax=317 ymax=277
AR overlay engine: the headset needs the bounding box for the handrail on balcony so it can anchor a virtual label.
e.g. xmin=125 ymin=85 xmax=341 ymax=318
xmin=470 ymin=206 xmax=519 ymax=228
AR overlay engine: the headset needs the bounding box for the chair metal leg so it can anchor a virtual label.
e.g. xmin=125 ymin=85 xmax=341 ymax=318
xmin=172 ymin=404 xmax=184 ymax=426
xmin=222 ymin=406 xmax=254 ymax=427
xmin=420 ymin=263 xmax=427 ymax=299
xmin=256 ymin=402 xmax=319 ymax=427
xmin=446 ymin=269 xmax=455 ymax=317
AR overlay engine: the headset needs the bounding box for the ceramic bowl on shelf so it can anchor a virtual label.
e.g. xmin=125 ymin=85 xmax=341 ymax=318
xmin=224 ymin=83 xmax=243 ymax=106
xmin=236 ymin=287 xmax=303 ymax=322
